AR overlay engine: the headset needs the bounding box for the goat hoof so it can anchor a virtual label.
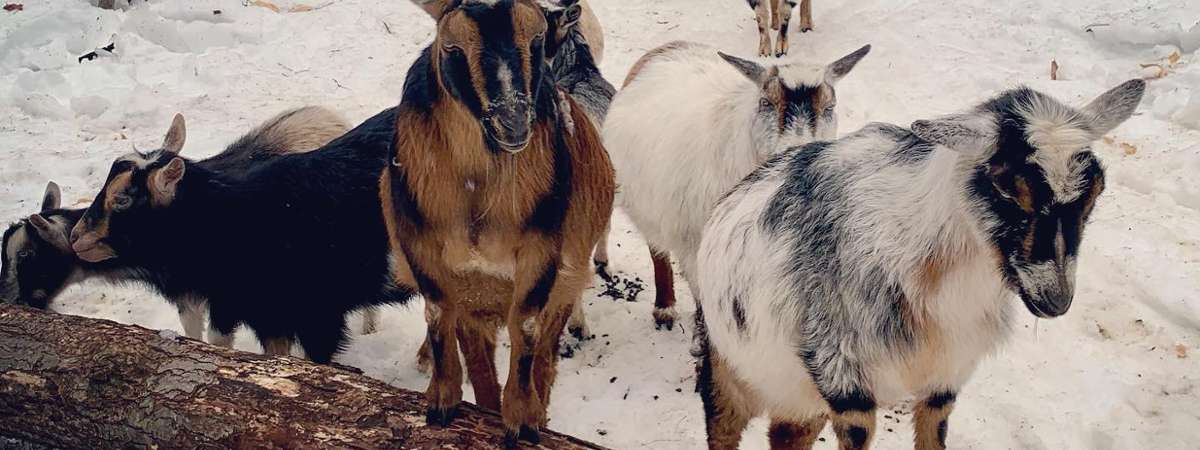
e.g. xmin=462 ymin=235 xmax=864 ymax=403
xmin=653 ymin=307 xmax=678 ymax=331
xmin=593 ymin=260 xmax=612 ymax=281
xmin=425 ymin=406 xmax=458 ymax=427
xmin=568 ymin=325 xmax=591 ymax=341
xmin=503 ymin=426 xmax=540 ymax=448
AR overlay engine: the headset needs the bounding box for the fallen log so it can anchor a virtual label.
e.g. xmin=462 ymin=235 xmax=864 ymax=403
xmin=0 ymin=304 xmax=606 ymax=449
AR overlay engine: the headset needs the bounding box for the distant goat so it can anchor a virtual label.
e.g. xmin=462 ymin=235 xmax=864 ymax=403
xmin=747 ymin=0 xmax=813 ymax=57
xmin=696 ymin=80 xmax=1145 ymax=449
xmin=68 ymin=107 xmax=411 ymax=363
xmin=0 ymin=107 xmax=386 ymax=341
xmin=383 ymin=0 xmax=614 ymax=445
xmin=603 ymin=42 xmax=869 ymax=330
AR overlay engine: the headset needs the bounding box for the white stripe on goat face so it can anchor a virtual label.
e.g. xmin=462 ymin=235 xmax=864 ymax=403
xmin=1018 ymin=100 xmax=1092 ymax=203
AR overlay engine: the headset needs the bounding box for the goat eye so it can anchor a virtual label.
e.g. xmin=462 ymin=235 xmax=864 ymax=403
xmin=17 ymin=250 xmax=31 ymax=259
xmin=113 ymin=194 xmax=133 ymax=210
xmin=992 ymin=180 xmax=1016 ymax=201
xmin=759 ymin=98 xmax=773 ymax=108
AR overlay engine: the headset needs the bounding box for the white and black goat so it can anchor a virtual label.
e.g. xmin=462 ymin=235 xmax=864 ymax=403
xmin=0 ymin=107 xmax=388 ymax=341
xmin=603 ymin=42 xmax=869 ymax=330
xmin=695 ymin=80 xmax=1146 ymax=449
xmin=68 ymin=107 xmax=412 ymax=363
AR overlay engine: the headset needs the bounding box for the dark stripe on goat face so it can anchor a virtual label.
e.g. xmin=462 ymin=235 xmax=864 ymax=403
xmin=779 ymin=84 xmax=821 ymax=136
xmin=525 ymin=125 xmax=573 ymax=233
xmin=522 ymin=260 xmax=558 ymax=311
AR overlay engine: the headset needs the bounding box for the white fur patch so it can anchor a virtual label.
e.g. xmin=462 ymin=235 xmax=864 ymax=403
xmin=1017 ymin=98 xmax=1092 ymax=202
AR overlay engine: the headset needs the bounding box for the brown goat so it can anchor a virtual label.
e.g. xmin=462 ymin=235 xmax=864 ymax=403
xmin=748 ymin=0 xmax=814 ymax=57
xmin=380 ymin=0 xmax=614 ymax=445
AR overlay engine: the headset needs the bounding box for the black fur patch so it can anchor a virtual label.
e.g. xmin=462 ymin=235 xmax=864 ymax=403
xmin=845 ymin=425 xmax=869 ymax=449
xmin=927 ymin=391 xmax=956 ymax=409
xmin=516 ymin=353 xmax=534 ymax=389
xmin=410 ymin=260 xmax=444 ymax=302
xmin=387 ymin=165 xmax=426 ymax=231
xmin=937 ymin=419 xmax=948 ymax=446
xmin=402 ymin=48 xmax=440 ymax=114
xmin=522 ymin=260 xmax=558 ymax=310
xmin=731 ymin=296 xmax=747 ymax=332
xmin=525 ymin=125 xmax=573 ymax=234
xmin=826 ymin=391 xmax=876 ymax=413
xmin=780 ymin=85 xmax=819 ymax=135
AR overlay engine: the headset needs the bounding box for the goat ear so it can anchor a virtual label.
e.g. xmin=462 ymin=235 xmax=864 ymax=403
xmin=911 ymin=114 xmax=997 ymax=154
xmin=411 ymin=0 xmax=456 ymax=20
xmin=41 ymin=181 xmax=61 ymax=211
xmin=825 ymin=44 xmax=871 ymax=84
xmin=1081 ymin=79 xmax=1146 ymax=138
xmin=162 ymin=113 xmax=186 ymax=155
xmin=29 ymin=214 xmax=70 ymax=251
xmin=719 ymin=52 xmax=768 ymax=83
xmin=151 ymin=157 xmax=186 ymax=205
xmin=562 ymin=2 xmax=582 ymax=29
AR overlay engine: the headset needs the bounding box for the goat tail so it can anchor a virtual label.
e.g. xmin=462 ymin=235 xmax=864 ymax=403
xmin=256 ymin=105 xmax=351 ymax=154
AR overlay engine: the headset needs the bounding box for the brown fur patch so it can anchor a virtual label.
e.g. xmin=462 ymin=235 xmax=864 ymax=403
xmin=769 ymin=416 xmax=827 ymax=450
xmin=384 ymin=51 xmax=613 ymax=434
xmin=913 ymin=399 xmax=954 ymax=450
xmin=623 ymin=41 xmax=694 ymax=88
xmin=102 ymin=171 xmax=133 ymax=211
xmin=704 ymin=350 xmax=760 ymax=449
xmin=1013 ymin=175 xmax=1035 ymax=213
xmin=831 ymin=409 xmax=875 ymax=450
xmin=1080 ymin=176 xmax=1105 ymax=220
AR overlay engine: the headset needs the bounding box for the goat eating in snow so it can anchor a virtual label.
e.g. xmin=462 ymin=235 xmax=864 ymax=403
xmin=695 ymin=79 xmax=1145 ymax=450
xmin=603 ymin=42 xmax=869 ymax=330
xmin=68 ymin=107 xmax=411 ymax=364
xmin=0 ymin=107 xmax=383 ymax=340
xmin=381 ymin=0 xmax=614 ymax=444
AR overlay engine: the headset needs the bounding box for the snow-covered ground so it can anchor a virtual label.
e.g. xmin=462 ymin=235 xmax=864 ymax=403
xmin=2 ymin=0 xmax=1198 ymax=448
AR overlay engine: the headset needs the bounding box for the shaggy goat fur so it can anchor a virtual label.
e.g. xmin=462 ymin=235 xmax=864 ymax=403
xmin=695 ymin=80 xmax=1144 ymax=449
xmin=380 ymin=0 xmax=614 ymax=445
xmin=603 ymin=41 xmax=868 ymax=330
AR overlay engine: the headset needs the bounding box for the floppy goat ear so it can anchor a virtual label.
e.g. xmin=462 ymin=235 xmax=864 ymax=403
xmin=911 ymin=113 xmax=997 ymax=155
xmin=41 ymin=181 xmax=61 ymax=211
xmin=162 ymin=113 xmax=186 ymax=155
xmin=29 ymin=214 xmax=70 ymax=251
xmin=411 ymin=0 xmax=457 ymax=20
xmin=1081 ymin=78 xmax=1146 ymax=139
xmin=825 ymin=44 xmax=871 ymax=84
xmin=151 ymin=157 xmax=186 ymax=206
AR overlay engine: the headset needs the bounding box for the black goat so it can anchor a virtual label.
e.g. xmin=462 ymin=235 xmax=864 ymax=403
xmin=69 ymin=107 xmax=411 ymax=363
xmin=2 ymin=107 xmax=359 ymax=342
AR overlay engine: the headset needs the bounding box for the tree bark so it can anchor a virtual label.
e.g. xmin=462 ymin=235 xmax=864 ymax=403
xmin=0 ymin=304 xmax=607 ymax=450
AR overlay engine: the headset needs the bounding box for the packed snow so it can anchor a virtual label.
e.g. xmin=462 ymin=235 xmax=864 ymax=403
xmin=1 ymin=0 xmax=1198 ymax=448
